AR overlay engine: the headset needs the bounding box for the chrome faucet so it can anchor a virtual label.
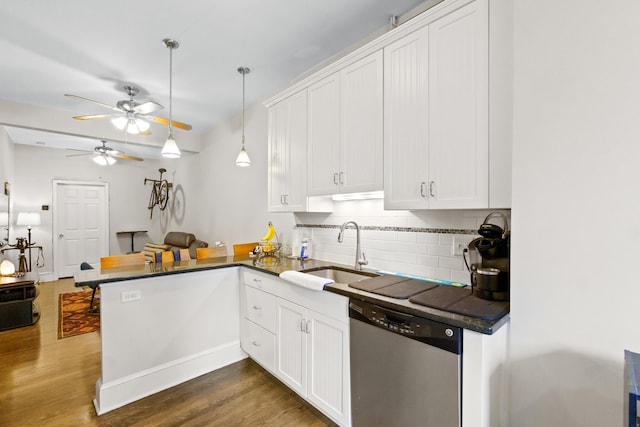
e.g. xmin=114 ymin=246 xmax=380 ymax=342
xmin=338 ymin=221 xmax=368 ymax=270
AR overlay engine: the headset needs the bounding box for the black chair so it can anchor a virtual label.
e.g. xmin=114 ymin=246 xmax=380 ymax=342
xmin=80 ymin=262 xmax=99 ymax=314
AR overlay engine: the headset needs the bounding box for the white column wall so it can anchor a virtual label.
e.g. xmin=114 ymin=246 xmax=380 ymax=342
xmin=510 ymin=1 xmax=640 ymax=426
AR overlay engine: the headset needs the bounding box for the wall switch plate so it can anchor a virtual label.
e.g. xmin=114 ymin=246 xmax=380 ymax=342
xmin=452 ymin=236 xmax=473 ymax=256
xmin=121 ymin=289 xmax=141 ymax=303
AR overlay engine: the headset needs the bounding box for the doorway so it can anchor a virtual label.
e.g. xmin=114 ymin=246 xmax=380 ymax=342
xmin=53 ymin=181 xmax=109 ymax=279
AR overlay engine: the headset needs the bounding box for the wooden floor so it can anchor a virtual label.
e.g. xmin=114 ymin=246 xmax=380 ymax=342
xmin=0 ymin=278 xmax=336 ymax=426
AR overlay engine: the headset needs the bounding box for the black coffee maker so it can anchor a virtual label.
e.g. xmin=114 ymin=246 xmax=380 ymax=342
xmin=464 ymin=212 xmax=510 ymax=301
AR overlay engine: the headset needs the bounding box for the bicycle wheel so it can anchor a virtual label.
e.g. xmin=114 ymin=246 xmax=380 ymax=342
xmin=158 ymin=180 xmax=169 ymax=210
xmin=148 ymin=185 xmax=157 ymax=210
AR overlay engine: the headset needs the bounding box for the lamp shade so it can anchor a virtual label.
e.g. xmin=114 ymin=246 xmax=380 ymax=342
xmin=161 ymin=134 xmax=181 ymax=158
xmin=0 ymin=259 xmax=15 ymax=276
xmin=235 ymin=147 xmax=251 ymax=167
xmin=16 ymin=212 xmax=41 ymax=227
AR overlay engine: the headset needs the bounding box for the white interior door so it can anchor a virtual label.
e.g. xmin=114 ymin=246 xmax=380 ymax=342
xmin=53 ymin=181 xmax=109 ymax=278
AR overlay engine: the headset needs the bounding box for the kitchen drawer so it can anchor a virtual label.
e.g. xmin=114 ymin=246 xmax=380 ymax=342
xmin=242 ymin=319 xmax=276 ymax=373
xmin=243 ymin=270 xmax=280 ymax=294
xmin=244 ymin=285 xmax=277 ymax=333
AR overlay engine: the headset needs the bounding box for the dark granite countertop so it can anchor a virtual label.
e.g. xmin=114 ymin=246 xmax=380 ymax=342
xmin=73 ymin=255 xmax=508 ymax=335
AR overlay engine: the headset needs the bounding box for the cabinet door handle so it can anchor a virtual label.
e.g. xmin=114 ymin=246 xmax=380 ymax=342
xmin=252 ymin=305 xmax=261 ymax=310
xmin=339 ymin=172 xmax=344 ymax=185
xmin=284 ymin=194 xmax=288 ymax=205
xmin=280 ymin=195 xmax=284 ymax=205
xmin=429 ymin=181 xmax=436 ymax=197
xmin=299 ymin=319 xmax=306 ymax=332
xmin=333 ymin=173 xmax=339 ymax=185
xmin=420 ymin=182 xmax=426 ymax=198
xmin=305 ymin=320 xmax=311 ymax=334
xmin=252 ymin=341 xmax=261 ymax=347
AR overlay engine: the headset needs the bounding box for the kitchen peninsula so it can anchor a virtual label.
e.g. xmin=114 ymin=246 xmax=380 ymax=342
xmin=75 ymin=255 xmax=509 ymax=427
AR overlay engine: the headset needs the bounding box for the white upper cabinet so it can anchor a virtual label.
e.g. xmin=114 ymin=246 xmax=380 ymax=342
xmin=307 ymin=73 xmax=341 ymax=196
xmin=428 ymin=0 xmax=488 ymax=209
xmin=383 ymin=27 xmax=431 ymax=209
xmin=267 ymin=0 xmax=511 ymax=210
xmin=384 ymin=0 xmax=491 ymax=209
xmin=308 ymin=51 xmax=384 ymax=196
xmin=267 ymin=90 xmax=310 ymax=212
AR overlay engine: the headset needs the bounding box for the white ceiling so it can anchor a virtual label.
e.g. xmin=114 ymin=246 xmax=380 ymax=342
xmin=0 ymin=0 xmax=431 ymax=157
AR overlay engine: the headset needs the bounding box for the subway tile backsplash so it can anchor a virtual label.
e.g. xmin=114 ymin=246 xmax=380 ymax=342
xmin=293 ymin=199 xmax=510 ymax=285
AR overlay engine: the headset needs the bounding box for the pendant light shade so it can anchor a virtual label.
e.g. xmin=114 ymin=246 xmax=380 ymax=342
xmin=236 ymin=66 xmax=251 ymax=167
xmin=162 ymin=38 xmax=181 ymax=158
xmin=161 ymin=133 xmax=181 ymax=158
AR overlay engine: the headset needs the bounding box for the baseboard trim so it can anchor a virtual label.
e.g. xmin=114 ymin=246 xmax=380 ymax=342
xmin=94 ymin=341 xmax=247 ymax=415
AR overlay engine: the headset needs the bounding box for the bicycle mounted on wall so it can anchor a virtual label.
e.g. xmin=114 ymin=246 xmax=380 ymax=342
xmin=144 ymin=168 xmax=172 ymax=218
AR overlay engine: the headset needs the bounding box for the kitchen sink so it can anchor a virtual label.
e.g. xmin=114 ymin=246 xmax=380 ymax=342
xmin=302 ymin=266 xmax=377 ymax=284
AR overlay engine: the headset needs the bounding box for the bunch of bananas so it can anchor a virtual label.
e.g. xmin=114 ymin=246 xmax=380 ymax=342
xmin=260 ymin=222 xmax=277 ymax=253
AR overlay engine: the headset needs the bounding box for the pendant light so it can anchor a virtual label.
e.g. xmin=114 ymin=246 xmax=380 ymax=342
xmin=161 ymin=38 xmax=181 ymax=159
xmin=235 ymin=66 xmax=251 ymax=167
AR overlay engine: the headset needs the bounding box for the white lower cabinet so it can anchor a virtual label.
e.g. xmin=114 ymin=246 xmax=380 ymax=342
xmin=240 ymin=270 xmax=351 ymax=426
xmin=276 ymin=298 xmax=350 ymax=426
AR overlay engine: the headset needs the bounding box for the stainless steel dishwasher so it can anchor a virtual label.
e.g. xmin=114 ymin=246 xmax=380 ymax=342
xmin=349 ymin=299 xmax=462 ymax=427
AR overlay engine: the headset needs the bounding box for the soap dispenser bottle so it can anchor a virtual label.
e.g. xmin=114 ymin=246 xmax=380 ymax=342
xmin=299 ymin=238 xmax=310 ymax=260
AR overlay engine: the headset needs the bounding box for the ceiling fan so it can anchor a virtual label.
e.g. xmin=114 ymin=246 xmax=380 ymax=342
xmin=67 ymin=140 xmax=144 ymax=165
xmin=65 ymin=85 xmax=192 ymax=135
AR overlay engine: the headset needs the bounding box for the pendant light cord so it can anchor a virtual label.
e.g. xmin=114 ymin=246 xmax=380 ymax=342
xmin=241 ymin=69 xmax=245 ymax=147
xmin=168 ymin=44 xmax=173 ymax=136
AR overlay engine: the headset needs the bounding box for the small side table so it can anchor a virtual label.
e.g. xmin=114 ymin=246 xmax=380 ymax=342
xmin=116 ymin=230 xmax=147 ymax=253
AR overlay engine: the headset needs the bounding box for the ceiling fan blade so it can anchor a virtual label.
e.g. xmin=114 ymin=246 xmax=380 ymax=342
xmin=112 ymin=153 xmax=144 ymax=162
xmin=146 ymin=115 xmax=193 ymax=131
xmin=134 ymin=101 xmax=163 ymax=115
xmin=66 ymin=152 xmax=93 ymax=157
xmin=72 ymin=113 xmax=117 ymax=120
xmin=64 ymin=94 xmax=121 ymax=112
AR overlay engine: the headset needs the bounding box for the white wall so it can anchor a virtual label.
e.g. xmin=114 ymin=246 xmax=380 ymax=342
xmin=11 ymin=143 xmax=169 ymax=276
xmin=510 ymin=1 xmax=640 ymax=426
xmin=185 ymin=102 xmax=295 ymax=249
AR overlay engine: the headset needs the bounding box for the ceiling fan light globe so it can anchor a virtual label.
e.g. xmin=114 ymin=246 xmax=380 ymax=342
xmin=136 ymin=119 xmax=150 ymax=133
xmin=93 ymin=154 xmax=108 ymax=166
xmin=235 ymin=147 xmax=251 ymax=167
xmin=161 ymin=135 xmax=181 ymax=158
xmin=111 ymin=116 xmax=128 ymax=130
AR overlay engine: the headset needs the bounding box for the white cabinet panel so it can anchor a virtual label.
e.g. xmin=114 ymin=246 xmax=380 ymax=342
xmin=308 ymin=51 xmax=383 ymax=196
xmin=383 ymin=26 xmax=430 ymax=210
xmin=307 ymin=310 xmax=350 ymax=425
xmin=276 ymin=298 xmax=307 ymax=395
xmin=308 ymin=74 xmax=341 ymax=196
xmin=268 ymin=90 xmax=309 ymax=212
xmin=428 ymin=0 xmax=488 ymax=208
xmin=340 ymin=50 xmax=384 ymax=194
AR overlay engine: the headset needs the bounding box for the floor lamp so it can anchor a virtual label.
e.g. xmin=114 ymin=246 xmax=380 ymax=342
xmin=16 ymin=212 xmax=41 ymax=272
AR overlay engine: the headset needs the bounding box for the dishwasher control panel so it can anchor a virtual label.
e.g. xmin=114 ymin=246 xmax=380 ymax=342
xmin=349 ymin=299 xmax=462 ymax=354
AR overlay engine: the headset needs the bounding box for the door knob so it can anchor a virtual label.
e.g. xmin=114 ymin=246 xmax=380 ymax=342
xmin=58 ymin=234 xmax=64 ymax=238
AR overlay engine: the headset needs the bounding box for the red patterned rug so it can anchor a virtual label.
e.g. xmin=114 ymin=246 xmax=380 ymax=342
xmin=58 ymin=290 xmax=101 ymax=339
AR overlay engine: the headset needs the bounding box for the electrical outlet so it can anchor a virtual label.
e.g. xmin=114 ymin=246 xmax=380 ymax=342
xmin=121 ymin=289 xmax=141 ymax=303
xmin=452 ymin=236 xmax=473 ymax=256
